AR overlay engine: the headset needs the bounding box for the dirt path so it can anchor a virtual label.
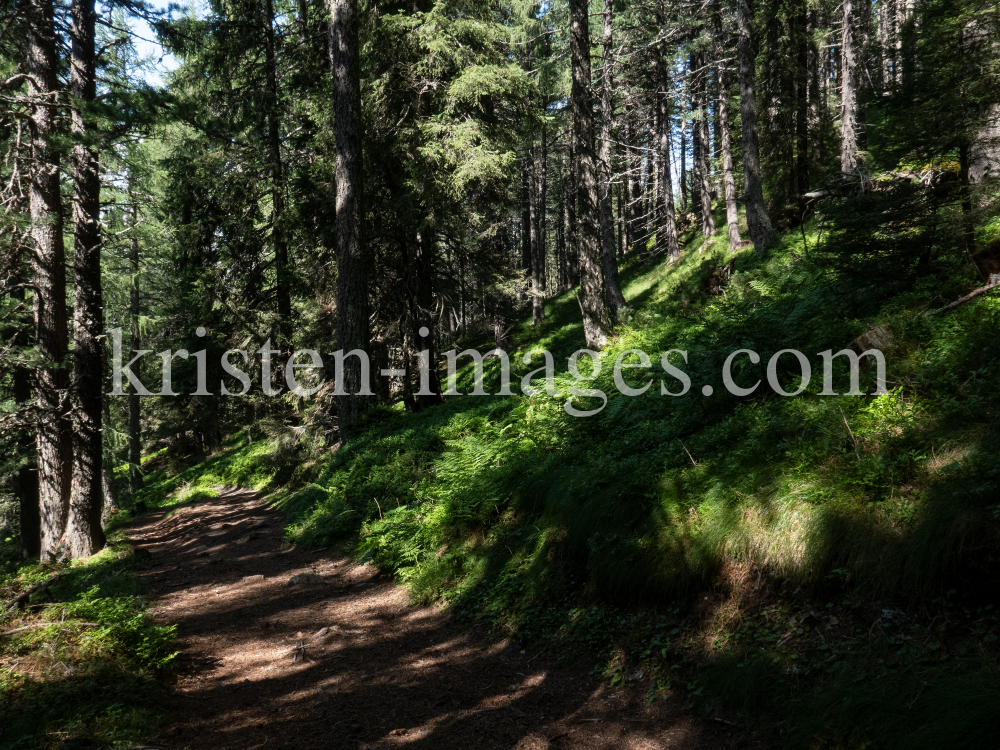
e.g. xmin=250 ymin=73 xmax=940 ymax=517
xmin=128 ymin=488 xmax=729 ymax=750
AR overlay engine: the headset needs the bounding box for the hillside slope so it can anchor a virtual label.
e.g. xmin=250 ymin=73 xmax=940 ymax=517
xmin=141 ymin=199 xmax=1000 ymax=747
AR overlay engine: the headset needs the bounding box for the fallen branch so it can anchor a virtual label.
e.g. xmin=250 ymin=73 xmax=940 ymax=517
xmin=713 ymin=716 xmax=742 ymax=727
xmin=3 ymin=573 xmax=64 ymax=613
xmin=932 ymin=274 xmax=1000 ymax=314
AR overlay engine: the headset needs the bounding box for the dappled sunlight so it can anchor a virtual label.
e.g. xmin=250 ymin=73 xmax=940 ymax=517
xmin=122 ymin=490 xmax=716 ymax=749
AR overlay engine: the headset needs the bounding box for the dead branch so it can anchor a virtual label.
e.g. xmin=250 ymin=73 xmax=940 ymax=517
xmin=3 ymin=573 xmax=65 ymax=613
xmin=2 ymin=622 xmax=100 ymax=636
xmin=932 ymin=274 xmax=1000 ymax=314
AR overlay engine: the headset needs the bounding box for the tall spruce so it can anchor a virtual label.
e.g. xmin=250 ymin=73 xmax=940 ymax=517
xmin=127 ymin=202 xmax=142 ymax=494
xmin=598 ymin=0 xmax=627 ymax=314
xmin=328 ymin=0 xmax=370 ymax=441
xmin=736 ymin=0 xmax=777 ymax=254
xmin=714 ymin=1 xmax=743 ymax=252
xmin=66 ymin=0 xmax=105 ymax=557
xmin=27 ymin=0 xmax=72 ymax=561
xmin=264 ymin=0 xmax=291 ymax=349
xmin=840 ymin=0 xmax=859 ymax=173
xmin=692 ymin=50 xmax=716 ymax=238
xmin=569 ymin=0 xmax=613 ymax=348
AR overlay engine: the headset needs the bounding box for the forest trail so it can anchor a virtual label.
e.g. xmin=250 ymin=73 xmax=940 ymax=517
xmin=126 ymin=488 xmax=727 ymax=750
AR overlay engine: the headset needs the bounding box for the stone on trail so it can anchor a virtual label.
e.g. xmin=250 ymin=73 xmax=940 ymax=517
xmin=288 ymin=572 xmax=324 ymax=585
xmin=242 ymin=575 xmax=264 ymax=583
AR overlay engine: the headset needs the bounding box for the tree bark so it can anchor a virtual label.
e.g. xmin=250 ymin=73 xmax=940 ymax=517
xmin=840 ymin=0 xmax=858 ymax=173
xmin=736 ymin=0 xmax=777 ymax=254
xmin=28 ymin=0 xmax=72 ymax=562
xmin=598 ymin=0 xmax=627 ymax=314
xmin=265 ymin=0 xmax=291 ymax=349
xmin=569 ymin=0 xmax=613 ymax=348
xmin=13 ymin=347 xmax=39 ymax=558
xmin=65 ymin=0 xmax=106 ymax=559
xmin=9 ymin=248 xmax=40 ymax=559
xmin=328 ymin=0 xmax=371 ymax=440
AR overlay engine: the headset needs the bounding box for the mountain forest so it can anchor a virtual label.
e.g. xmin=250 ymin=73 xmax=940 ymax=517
xmin=2 ymin=0 xmax=1000 ymax=747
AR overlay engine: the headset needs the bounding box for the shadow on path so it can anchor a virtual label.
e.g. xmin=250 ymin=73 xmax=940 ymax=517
xmin=129 ymin=488 xmax=730 ymax=750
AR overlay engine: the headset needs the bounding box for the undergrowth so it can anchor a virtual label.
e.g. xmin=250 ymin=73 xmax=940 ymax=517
xmin=0 ymin=524 xmax=176 ymax=749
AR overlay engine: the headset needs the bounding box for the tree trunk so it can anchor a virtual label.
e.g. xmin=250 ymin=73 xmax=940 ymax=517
xmin=649 ymin=108 xmax=659 ymax=258
xmin=840 ymin=0 xmax=858 ymax=173
xmin=521 ymin=151 xmax=532 ymax=272
xmin=654 ymin=48 xmax=680 ymax=261
xmin=28 ymin=0 xmax=72 ymax=562
xmin=65 ymin=0 xmax=106 ymax=559
xmin=958 ymin=138 xmax=977 ymax=259
xmin=616 ymin=182 xmax=624 ymax=260
xmin=969 ymin=103 xmax=1000 ymax=185
xmin=531 ymin=132 xmax=547 ymax=324
xmin=692 ymin=52 xmax=716 ymax=238
xmin=100 ymin=389 xmax=118 ymax=527
xmin=795 ymin=6 xmax=810 ymax=199
xmin=328 ymin=0 xmax=371 ymax=440
xmin=624 ymin=102 xmax=641 ymax=251
xmin=265 ymin=0 xmax=291 ymax=349
xmin=18 ymin=465 xmax=40 ymax=559
xmin=736 ymin=0 xmax=777 ymax=254
xmin=13 ymin=331 xmax=39 ymax=558
xmin=538 ymin=132 xmax=547 ymax=299
xmin=128 ymin=204 xmax=142 ymax=494
xmin=680 ymin=91 xmax=689 ymax=212
xmin=716 ymin=46 xmax=743 ymax=251
xmin=598 ymin=0 xmax=627 ymax=314
xmin=565 ymin=137 xmax=579 ymax=287
xmin=558 ymin=145 xmax=568 ymax=289
xmin=569 ymin=0 xmax=613 ymax=349
xmin=879 ymin=0 xmax=895 ymax=92
xmin=809 ymin=7 xmax=822 ymax=164
xmin=297 ymin=0 xmax=310 ymax=46
xmin=413 ymin=229 xmax=442 ymax=408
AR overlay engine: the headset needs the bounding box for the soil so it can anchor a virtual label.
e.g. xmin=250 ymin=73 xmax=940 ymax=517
xmin=128 ymin=488 xmax=735 ymax=750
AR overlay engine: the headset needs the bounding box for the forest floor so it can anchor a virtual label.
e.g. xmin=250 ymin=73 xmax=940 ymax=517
xmin=127 ymin=487 xmax=736 ymax=750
